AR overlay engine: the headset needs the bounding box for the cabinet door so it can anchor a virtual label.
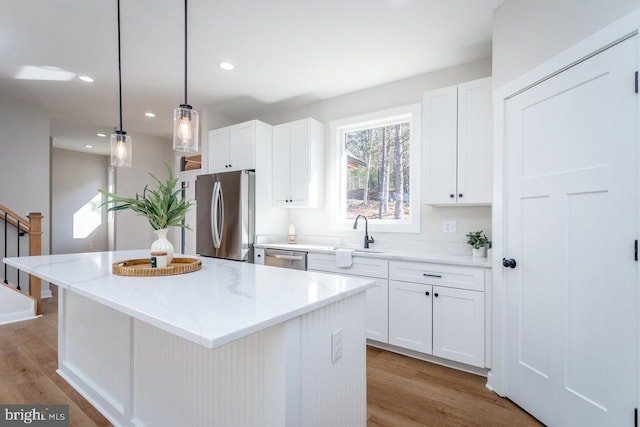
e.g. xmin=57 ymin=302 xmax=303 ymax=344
xmin=229 ymin=121 xmax=255 ymax=171
xmin=272 ymin=124 xmax=291 ymax=206
xmin=457 ymin=77 xmax=492 ymax=205
xmin=365 ymin=278 xmax=389 ymax=343
xmin=208 ymin=128 xmax=230 ymax=173
xmin=422 ymin=85 xmax=458 ymax=205
xmin=388 ymin=280 xmax=432 ymax=354
xmin=432 ymin=286 xmax=484 ymax=367
xmin=288 ymin=120 xmax=310 ymax=205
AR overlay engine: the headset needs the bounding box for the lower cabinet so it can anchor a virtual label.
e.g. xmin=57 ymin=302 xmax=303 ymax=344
xmin=363 ymin=278 xmax=389 ymax=343
xmin=308 ymin=253 xmax=388 ymax=343
xmin=389 ymin=280 xmax=432 ymax=353
xmin=389 ymin=260 xmax=486 ymax=368
xmin=431 ymin=285 xmax=484 ymax=367
xmin=302 ymin=253 xmax=488 ymax=369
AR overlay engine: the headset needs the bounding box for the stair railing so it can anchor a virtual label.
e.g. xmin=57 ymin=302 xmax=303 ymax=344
xmin=0 ymin=204 xmax=42 ymax=315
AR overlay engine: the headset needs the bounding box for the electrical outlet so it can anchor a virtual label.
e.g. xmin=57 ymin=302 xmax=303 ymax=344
xmin=442 ymin=220 xmax=457 ymax=232
xmin=331 ymin=329 xmax=343 ymax=363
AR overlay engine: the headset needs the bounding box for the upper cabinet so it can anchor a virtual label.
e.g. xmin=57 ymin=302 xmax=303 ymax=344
xmin=272 ymin=118 xmax=324 ymax=208
xmin=422 ymin=77 xmax=493 ymax=205
xmin=208 ymin=120 xmax=267 ymax=173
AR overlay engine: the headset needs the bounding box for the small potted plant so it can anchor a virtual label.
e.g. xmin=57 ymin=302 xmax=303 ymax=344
xmin=466 ymin=231 xmax=491 ymax=257
xmin=98 ymin=164 xmax=194 ymax=263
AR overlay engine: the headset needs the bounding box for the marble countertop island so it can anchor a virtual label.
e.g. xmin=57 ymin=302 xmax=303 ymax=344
xmin=4 ymin=250 xmax=373 ymax=426
xmin=4 ymin=249 xmax=373 ymax=348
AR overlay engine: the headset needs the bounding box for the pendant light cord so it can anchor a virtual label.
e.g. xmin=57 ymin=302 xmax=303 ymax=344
xmin=184 ymin=0 xmax=188 ymax=105
xmin=117 ymin=0 xmax=123 ymax=132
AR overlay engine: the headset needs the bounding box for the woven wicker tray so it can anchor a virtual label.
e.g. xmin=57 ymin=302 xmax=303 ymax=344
xmin=112 ymin=257 xmax=202 ymax=277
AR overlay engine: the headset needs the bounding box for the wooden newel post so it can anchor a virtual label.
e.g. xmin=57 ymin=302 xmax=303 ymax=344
xmin=27 ymin=212 xmax=42 ymax=315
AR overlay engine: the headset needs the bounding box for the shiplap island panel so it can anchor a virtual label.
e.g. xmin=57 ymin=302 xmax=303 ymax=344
xmin=4 ymin=250 xmax=373 ymax=427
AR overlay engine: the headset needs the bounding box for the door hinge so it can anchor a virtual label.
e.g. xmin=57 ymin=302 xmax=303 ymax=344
xmin=635 ymin=71 xmax=638 ymax=93
xmin=635 ymin=240 xmax=638 ymax=261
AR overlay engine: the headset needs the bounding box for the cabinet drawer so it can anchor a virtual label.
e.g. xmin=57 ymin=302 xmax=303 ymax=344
xmin=307 ymin=253 xmax=388 ymax=279
xmin=389 ymin=260 xmax=484 ymax=291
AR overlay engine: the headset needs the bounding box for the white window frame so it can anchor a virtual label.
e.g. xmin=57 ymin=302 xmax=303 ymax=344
xmin=329 ymin=103 xmax=421 ymax=233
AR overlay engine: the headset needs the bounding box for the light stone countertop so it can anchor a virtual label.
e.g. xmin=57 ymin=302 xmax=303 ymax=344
xmin=4 ymin=250 xmax=374 ymax=349
xmin=254 ymin=243 xmax=492 ymax=268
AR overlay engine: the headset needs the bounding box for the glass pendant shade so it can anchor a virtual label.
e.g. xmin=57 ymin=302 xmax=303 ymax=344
xmin=110 ymin=131 xmax=132 ymax=168
xmin=173 ymin=104 xmax=199 ymax=153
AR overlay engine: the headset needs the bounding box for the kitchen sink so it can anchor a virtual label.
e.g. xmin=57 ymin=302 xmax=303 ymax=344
xmin=333 ymin=246 xmax=384 ymax=254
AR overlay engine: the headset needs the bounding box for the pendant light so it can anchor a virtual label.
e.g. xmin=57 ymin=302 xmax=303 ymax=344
xmin=110 ymin=0 xmax=132 ymax=167
xmin=173 ymin=0 xmax=199 ymax=153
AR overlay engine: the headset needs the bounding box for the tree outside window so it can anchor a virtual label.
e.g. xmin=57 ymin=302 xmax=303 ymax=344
xmin=344 ymin=121 xmax=410 ymax=220
xmin=332 ymin=104 xmax=421 ymax=233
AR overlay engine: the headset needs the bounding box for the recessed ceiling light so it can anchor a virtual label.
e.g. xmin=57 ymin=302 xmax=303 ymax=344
xmin=219 ymin=62 xmax=234 ymax=71
xmin=145 ymin=112 xmax=156 ymax=118
xmin=96 ymin=133 xmax=107 ymax=137
xmin=84 ymin=144 xmax=94 ymax=148
xmin=78 ymin=75 xmax=94 ymax=83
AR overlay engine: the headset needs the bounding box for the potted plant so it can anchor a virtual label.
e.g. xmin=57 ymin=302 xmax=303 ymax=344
xmin=99 ymin=164 xmax=194 ymax=263
xmin=466 ymin=231 xmax=491 ymax=257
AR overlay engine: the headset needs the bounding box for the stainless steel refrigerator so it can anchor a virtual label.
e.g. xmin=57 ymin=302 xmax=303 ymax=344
xmin=195 ymin=170 xmax=255 ymax=262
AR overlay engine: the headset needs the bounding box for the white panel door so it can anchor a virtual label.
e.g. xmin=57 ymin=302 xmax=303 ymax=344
xmin=503 ymin=36 xmax=638 ymax=427
xmin=457 ymin=77 xmax=492 ymax=204
xmin=422 ymin=85 xmax=458 ymax=204
xmin=229 ymin=121 xmax=255 ymax=171
xmin=389 ymin=280 xmax=432 ymax=353
xmin=432 ymin=286 xmax=484 ymax=367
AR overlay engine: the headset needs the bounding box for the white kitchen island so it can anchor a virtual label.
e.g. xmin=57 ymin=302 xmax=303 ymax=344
xmin=4 ymin=250 xmax=374 ymax=427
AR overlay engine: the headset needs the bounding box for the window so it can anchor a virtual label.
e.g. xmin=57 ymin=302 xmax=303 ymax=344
xmin=331 ymin=104 xmax=421 ymax=232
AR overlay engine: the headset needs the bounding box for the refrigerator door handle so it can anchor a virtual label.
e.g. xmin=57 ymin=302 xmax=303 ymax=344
xmin=217 ymin=183 xmax=225 ymax=247
xmin=211 ymin=181 xmax=223 ymax=249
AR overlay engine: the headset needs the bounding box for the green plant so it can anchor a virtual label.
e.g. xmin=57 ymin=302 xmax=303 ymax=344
xmin=466 ymin=231 xmax=491 ymax=249
xmin=98 ymin=164 xmax=194 ymax=230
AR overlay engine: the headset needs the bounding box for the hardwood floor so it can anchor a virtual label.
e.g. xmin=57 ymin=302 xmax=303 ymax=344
xmin=0 ymin=287 xmax=541 ymax=426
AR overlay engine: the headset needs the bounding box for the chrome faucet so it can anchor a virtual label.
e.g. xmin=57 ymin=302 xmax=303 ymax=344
xmin=353 ymin=214 xmax=375 ymax=249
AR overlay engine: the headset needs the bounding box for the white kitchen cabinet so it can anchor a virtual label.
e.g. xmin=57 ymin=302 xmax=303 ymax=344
xmin=422 ymin=77 xmax=492 ymax=205
xmin=432 ymin=285 xmax=484 ymax=367
xmin=388 ymin=260 xmax=485 ymax=368
xmin=389 ymin=280 xmax=432 ymax=353
xmin=308 ymin=252 xmax=388 ymax=343
xmin=272 ymin=118 xmax=324 ymax=208
xmin=208 ymin=120 xmax=267 ymax=173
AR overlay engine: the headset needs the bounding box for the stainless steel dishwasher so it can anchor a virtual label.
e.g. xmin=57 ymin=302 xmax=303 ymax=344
xmin=264 ymin=248 xmax=307 ymax=271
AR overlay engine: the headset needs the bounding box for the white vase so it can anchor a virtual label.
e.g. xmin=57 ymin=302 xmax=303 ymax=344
xmin=472 ymin=247 xmax=487 ymax=257
xmin=151 ymin=228 xmax=174 ymax=264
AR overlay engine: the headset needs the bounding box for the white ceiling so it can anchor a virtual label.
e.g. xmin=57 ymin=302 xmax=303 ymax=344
xmin=0 ymin=0 xmax=501 ymax=155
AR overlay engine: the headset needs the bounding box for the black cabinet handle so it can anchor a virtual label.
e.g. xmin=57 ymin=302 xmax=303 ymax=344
xmin=425 ymin=291 xmax=430 ymax=296
xmin=458 ymin=193 xmax=463 ymax=198
xmin=434 ymin=293 xmax=439 ymax=298
xmin=503 ymin=258 xmax=517 ymax=269
xmin=449 ymin=194 xmax=455 ymax=198
xmin=423 ymin=273 xmax=442 ymax=278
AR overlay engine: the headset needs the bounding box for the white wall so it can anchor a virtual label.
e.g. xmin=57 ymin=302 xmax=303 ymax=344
xmin=113 ymin=134 xmax=175 ymax=251
xmin=0 ymin=97 xmax=50 ymax=294
xmin=51 ymin=148 xmax=109 ymax=254
xmin=227 ymin=58 xmax=493 ymax=253
xmin=492 ymin=0 xmax=639 ymax=89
